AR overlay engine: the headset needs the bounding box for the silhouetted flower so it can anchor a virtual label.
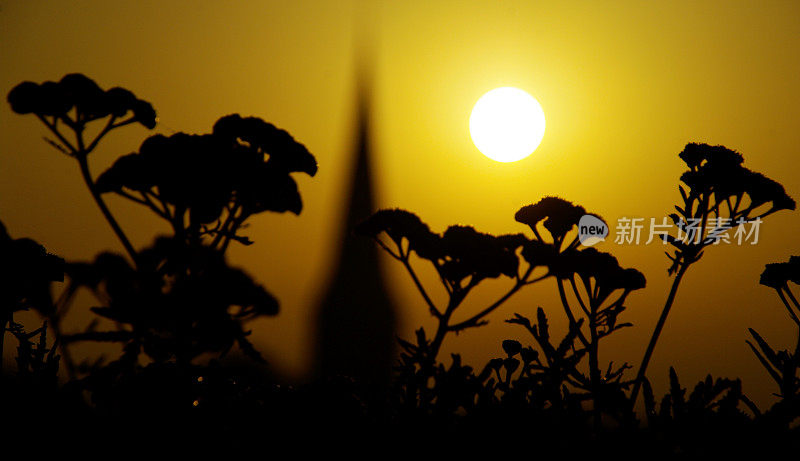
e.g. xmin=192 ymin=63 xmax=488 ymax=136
xmin=437 ymin=225 xmax=523 ymax=285
xmin=576 ymin=248 xmax=641 ymax=285
xmin=8 ymin=74 xmax=159 ymax=264
xmin=502 ymin=339 xmax=522 ymax=357
xmin=515 ymin=196 xmax=586 ymax=241
xmin=747 ymin=256 xmax=800 ymax=414
xmin=760 ymin=256 xmax=800 ymax=289
xmin=7 ymin=81 xmax=69 ymax=116
xmin=678 ymin=143 xmax=794 ymax=219
xmin=527 ymin=243 xmax=644 ymax=409
xmin=568 ymin=247 xmax=646 ymax=304
xmin=519 ymin=239 xmax=559 ymax=269
xmin=519 ymin=346 xmax=537 ymax=364
xmin=96 ymin=115 xmax=317 ymax=247
xmin=743 ymin=171 xmax=796 ymax=213
xmin=94 ymin=150 xmax=157 ymax=195
xmin=212 ymin=114 xmax=317 ymax=176
xmin=7 ymin=73 xmax=156 ymax=128
xmin=356 ymin=208 xmax=441 ymax=259
xmin=514 ymin=198 xmax=613 ymax=279
xmin=664 ymin=143 xmax=795 ymax=275
xmin=631 ymin=143 xmax=795 ymax=405
xmin=549 ymin=246 xmax=645 ymax=342
xmin=361 ymin=209 xmax=536 ymax=366
xmin=679 ymin=142 xmax=743 ymax=171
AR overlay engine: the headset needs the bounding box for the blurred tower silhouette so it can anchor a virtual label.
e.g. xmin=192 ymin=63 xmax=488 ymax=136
xmin=313 ymin=66 xmax=396 ymax=393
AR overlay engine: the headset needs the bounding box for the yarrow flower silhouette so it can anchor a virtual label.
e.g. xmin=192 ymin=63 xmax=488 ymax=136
xmin=357 ymin=209 xmax=535 ymax=360
xmin=6 ymin=73 xmax=318 ymax=385
xmin=7 ymin=74 xmax=156 ymax=130
xmin=515 ymin=196 xmax=587 ymax=244
xmin=6 ymin=72 xmax=800 ymax=453
xmin=746 ymin=256 xmax=800 ymax=427
xmin=514 ymin=197 xmax=646 ymax=424
xmin=630 ymin=143 xmax=796 ymax=403
xmin=7 ymin=74 xmax=157 ymax=263
xmin=96 ymin=114 xmax=317 ymax=252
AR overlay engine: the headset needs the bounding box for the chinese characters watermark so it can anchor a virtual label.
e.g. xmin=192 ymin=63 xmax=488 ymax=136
xmin=613 ymin=217 xmax=762 ymax=245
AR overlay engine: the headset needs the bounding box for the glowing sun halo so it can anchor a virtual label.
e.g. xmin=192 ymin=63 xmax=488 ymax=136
xmin=469 ymin=87 xmax=546 ymax=162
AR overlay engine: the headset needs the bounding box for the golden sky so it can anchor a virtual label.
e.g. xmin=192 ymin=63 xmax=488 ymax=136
xmin=2 ymin=0 xmax=800 ymax=409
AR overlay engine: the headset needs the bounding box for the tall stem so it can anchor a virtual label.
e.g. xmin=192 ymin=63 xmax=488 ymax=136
xmin=77 ymin=155 xmax=138 ymax=265
xmin=428 ymin=321 xmax=448 ymax=363
xmin=447 ymin=270 xmax=532 ymax=332
xmin=401 ymin=257 xmax=441 ymax=319
xmin=588 ymin=300 xmax=603 ymax=430
xmin=630 ymin=262 xmax=690 ymax=404
xmin=428 ymin=294 xmax=463 ymax=361
xmin=557 ymin=278 xmax=589 ymax=347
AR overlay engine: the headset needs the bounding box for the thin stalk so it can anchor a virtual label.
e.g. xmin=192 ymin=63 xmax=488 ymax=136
xmin=427 ymin=281 xmax=489 ymax=361
xmin=588 ymin=298 xmax=601 ymax=430
xmin=776 ymin=288 xmax=800 ymax=327
xmin=781 ymin=286 xmax=800 ymax=318
xmin=211 ymin=206 xmax=238 ymax=249
xmin=219 ymin=214 xmax=244 ymax=254
xmin=428 ymin=295 xmax=463 ymax=361
xmin=570 ymin=277 xmax=591 ymax=317
xmin=447 ymin=266 xmax=534 ymax=332
xmin=428 ymin=321 xmax=449 ymax=362
xmin=401 ymin=256 xmax=441 ymax=319
xmin=630 ymin=261 xmax=690 ymax=404
xmin=557 ymin=278 xmax=589 ymax=347
xmin=38 ymin=116 xmax=137 ymax=263
xmin=77 ymin=155 xmax=139 ymax=265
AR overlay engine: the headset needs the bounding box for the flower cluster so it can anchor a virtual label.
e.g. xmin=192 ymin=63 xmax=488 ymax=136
xmin=96 ymin=114 xmax=318 ymax=248
xmin=8 ymin=73 xmax=156 ymax=129
xmin=760 ymin=256 xmax=800 ymax=289
xmin=665 ymin=143 xmax=795 ymax=272
xmin=357 ymin=209 xmax=526 ymax=290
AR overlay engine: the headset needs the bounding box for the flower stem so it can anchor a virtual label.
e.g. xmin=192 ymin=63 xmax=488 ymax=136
xmin=630 ymin=261 xmax=690 ymax=404
xmin=556 ymin=278 xmax=589 ymax=347
xmin=447 ymin=268 xmax=533 ymax=332
xmin=77 ymin=155 xmax=138 ymax=266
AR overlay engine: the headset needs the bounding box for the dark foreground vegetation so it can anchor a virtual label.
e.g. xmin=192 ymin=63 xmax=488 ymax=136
xmin=2 ymin=74 xmax=800 ymax=455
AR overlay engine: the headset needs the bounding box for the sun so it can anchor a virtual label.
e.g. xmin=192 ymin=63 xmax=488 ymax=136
xmin=469 ymin=87 xmax=546 ymax=163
